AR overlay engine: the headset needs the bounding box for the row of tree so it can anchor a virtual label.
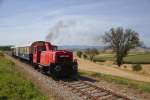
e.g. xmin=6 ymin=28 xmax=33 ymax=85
xmin=76 ymin=48 xmax=99 ymax=61
xmin=0 ymin=46 xmax=12 ymax=51
xmin=77 ymin=27 xmax=141 ymax=67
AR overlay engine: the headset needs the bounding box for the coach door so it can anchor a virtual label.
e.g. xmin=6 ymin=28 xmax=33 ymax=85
xmin=33 ymin=46 xmax=38 ymax=64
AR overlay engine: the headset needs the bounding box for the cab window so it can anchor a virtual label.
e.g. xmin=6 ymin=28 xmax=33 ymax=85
xmin=52 ymin=46 xmax=57 ymax=50
xmin=37 ymin=46 xmax=46 ymax=52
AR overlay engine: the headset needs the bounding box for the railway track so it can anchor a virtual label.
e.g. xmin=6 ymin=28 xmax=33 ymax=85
xmin=5 ymin=52 xmax=133 ymax=100
xmin=58 ymin=80 xmax=132 ymax=100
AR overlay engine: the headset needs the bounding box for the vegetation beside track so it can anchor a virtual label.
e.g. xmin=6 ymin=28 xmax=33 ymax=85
xmin=79 ymin=70 xmax=150 ymax=93
xmin=0 ymin=52 xmax=48 ymax=100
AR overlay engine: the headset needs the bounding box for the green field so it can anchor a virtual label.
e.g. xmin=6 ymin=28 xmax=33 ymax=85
xmin=0 ymin=53 xmax=48 ymax=100
xmin=94 ymin=52 xmax=150 ymax=64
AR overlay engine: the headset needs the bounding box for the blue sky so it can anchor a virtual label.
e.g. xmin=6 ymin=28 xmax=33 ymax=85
xmin=0 ymin=0 xmax=150 ymax=46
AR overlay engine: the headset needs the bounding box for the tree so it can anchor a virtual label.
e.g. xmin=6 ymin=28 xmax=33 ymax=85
xmin=85 ymin=48 xmax=99 ymax=61
xmin=76 ymin=51 xmax=82 ymax=58
xmin=103 ymin=27 xmax=140 ymax=66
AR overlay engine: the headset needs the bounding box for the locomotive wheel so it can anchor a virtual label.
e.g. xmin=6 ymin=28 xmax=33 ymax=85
xmin=50 ymin=67 xmax=59 ymax=79
xmin=39 ymin=66 xmax=48 ymax=75
xmin=32 ymin=63 xmax=39 ymax=69
xmin=34 ymin=65 xmax=39 ymax=69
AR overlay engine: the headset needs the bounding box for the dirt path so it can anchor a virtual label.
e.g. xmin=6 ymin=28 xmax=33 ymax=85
xmin=77 ymin=58 xmax=150 ymax=83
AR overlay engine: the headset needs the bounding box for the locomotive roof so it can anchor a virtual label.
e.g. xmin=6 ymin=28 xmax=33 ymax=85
xmin=14 ymin=41 xmax=51 ymax=48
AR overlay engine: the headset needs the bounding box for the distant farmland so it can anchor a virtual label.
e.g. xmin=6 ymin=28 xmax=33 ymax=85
xmin=94 ymin=52 xmax=150 ymax=64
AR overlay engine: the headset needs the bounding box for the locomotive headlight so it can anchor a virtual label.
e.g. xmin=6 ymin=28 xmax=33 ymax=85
xmin=55 ymin=65 xmax=61 ymax=71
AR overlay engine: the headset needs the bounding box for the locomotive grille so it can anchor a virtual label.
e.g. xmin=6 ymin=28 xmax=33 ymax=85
xmin=55 ymin=61 xmax=77 ymax=76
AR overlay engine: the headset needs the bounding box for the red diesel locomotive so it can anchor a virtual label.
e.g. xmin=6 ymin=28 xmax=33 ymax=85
xmin=12 ymin=41 xmax=78 ymax=78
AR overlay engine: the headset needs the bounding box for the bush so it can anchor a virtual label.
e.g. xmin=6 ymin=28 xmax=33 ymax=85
xmin=83 ymin=54 xmax=87 ymax=59
xmin=132 ymin=64 xmax=142 ymax=71
xmin=76 ymin=51 xmax=82 ymax=58
xmin=84 ymin=48 xmax=99 ymax=61
xmin=0 ymin=52 xmax=4 ymax=57
xmin=123 ymin=65 xmax=127 ymax=68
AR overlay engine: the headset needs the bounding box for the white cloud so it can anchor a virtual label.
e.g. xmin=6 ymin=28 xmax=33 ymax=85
xmin=0 ymin=0 xmax=150 ymax=46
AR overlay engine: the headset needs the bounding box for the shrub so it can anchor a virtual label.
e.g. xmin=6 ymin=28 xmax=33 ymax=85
xmin=132 ymin=64 xmax=142 ymax=71
xmin=76 ymin=51 xmax=82 ymax=58
xmin=83 ymin=54 xmax=87 ymax=59
xmin=0 ymin=52 xmax=4 ymax=57
xmin=84 ymin=48 xmax=99 ymax=61
xmin=123 ymin=65 xmax=127 ymax=68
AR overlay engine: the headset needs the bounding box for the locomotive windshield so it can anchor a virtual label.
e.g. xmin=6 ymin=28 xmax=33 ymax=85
xmin=53 ymin=46 xmax=57 ymax=50
xmin=51 ymin=45 xmax=57 ymax=50
xmin=37 ymin=46 xmax=46 ymax=52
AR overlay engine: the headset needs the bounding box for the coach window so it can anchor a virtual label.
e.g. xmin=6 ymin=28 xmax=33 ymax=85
xmin=27 ymin=47 xmax=29 ymax=53
xmin=25 ymin=48 xmax=26 ymax=53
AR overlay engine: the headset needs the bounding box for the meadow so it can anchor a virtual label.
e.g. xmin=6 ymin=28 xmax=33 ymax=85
xmin=94 ymin=52 xmax=150 ymax=64
xmin=0 ymin=52 xmax=47 ymax=100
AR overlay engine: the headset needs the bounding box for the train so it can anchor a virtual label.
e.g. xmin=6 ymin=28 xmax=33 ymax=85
xmin=11 ymin=41 xmax=78 ymax=78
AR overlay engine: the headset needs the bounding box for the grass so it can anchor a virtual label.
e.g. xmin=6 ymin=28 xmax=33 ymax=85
xmin=94 ymin=52 xmax=150 ymax=64
xmin=124 ymin=53 xmax=150 ymax=64
xmin=0 ymin=52 xmax=48 ymax=100
xmin=79 ymin=70 xmax=150 ymax=93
